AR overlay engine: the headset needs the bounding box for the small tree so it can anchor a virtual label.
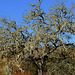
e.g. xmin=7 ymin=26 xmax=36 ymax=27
xmin=0 ymin=0 xmax=75 ymax=75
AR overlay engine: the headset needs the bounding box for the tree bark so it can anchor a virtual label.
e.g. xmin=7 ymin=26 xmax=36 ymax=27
xmin=38 ymin=68 xmax=43 ymax=75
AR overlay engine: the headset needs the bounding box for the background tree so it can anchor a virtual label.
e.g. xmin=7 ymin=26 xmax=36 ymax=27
xmin=0 ymin=0 xmax=75 ymax=75
xmin=46 ymin=46 xmax=75 ymax=75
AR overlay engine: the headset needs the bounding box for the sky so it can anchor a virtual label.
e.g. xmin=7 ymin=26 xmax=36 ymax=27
xmin=0 ymin=0 xmax=75 ymax=44
xmin=0 ymin=0 xmax=75 ymax=23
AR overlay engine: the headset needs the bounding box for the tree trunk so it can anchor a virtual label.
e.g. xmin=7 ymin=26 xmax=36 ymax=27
xmin=38 ymin=68 xmax=43 ymax=75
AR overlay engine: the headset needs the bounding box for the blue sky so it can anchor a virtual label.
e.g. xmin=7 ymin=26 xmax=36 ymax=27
xmin=0 ymin=0 xmax=75 ymax=23
xmin=0 ymin=0 xmax=75 ymax=44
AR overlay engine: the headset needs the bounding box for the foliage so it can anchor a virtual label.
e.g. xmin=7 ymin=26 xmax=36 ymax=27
xmin=47 ymin=47 xmax=75 ymax=75
xmin=0 ymin=0 xmax=75 ymax=75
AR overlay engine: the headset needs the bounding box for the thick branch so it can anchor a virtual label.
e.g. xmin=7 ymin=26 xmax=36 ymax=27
xmin=42 ymin=43 xmax=75 ymax=61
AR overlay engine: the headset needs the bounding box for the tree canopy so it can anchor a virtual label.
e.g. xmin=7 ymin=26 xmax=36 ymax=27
xmin=0 ymin=0 xmax=75 ymax=75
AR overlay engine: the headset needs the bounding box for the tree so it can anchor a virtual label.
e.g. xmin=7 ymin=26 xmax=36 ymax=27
xmin=47 ymin=47 xmax=75 ymax=75
xmin=0 ymin=0 xmax=75 ymax=75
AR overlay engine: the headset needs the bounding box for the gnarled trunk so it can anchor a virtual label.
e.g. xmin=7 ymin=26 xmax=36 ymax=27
xmin=38 ymin=68 xmax=43 ymax=75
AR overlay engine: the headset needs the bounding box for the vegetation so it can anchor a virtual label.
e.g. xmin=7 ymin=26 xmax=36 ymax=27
xmin=47 ymin=47 xmax=75 ymax=75
xmin=0 ymin=0 xmax=75 ymax=75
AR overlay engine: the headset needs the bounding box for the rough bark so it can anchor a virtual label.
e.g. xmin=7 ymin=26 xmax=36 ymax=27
xmin=38 ymin=68 xmax=43 ymax=75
